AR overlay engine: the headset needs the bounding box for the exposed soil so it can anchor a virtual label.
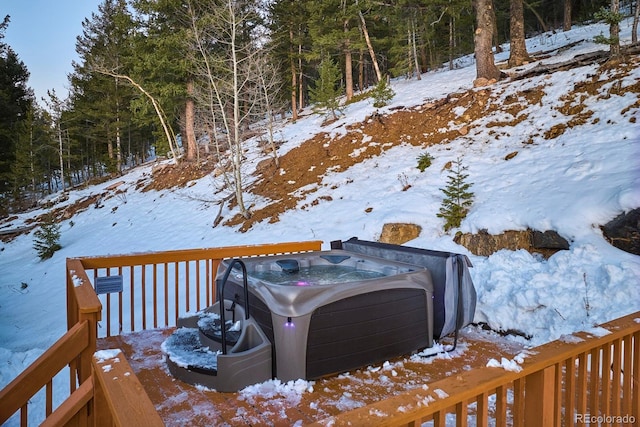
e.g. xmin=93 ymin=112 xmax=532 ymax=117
xmin=222 ymin=56 xmax=639 ymax=232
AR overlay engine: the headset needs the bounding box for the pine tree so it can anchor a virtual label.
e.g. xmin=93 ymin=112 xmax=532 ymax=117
xmin=437 ymin=157 xmax=474 ymax=232
xmin=33 ymin=213 xmax=62 ymax=260
xmin=371 ymin=77 xmax=395 ymax=108
xmin=309 ymin=57 xmax=343 ymax=120
xmin=0 ymin=16 xmax=33 ymax=203
xmin=594 ymin=1 xmax=623 ymax=58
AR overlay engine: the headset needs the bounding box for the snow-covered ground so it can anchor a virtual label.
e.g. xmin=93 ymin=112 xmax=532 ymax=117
xmin=1 ymin=19 xmax=639 ymax=426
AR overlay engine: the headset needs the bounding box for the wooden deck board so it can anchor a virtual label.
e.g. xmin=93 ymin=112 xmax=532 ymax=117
xmin=98 ymin=328 xmax=524 ymax=426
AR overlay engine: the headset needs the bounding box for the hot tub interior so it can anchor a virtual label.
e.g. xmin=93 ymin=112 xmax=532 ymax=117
xmin=162 ymin=241 xmax=476 ymax=392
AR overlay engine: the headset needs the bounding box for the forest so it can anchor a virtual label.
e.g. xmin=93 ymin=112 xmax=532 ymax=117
xmin=0 ymin=0 xmax=631 ymax=217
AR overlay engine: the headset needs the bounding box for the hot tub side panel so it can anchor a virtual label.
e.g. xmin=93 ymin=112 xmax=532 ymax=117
xmin=305 ymin=288 xmax=431 ymax=379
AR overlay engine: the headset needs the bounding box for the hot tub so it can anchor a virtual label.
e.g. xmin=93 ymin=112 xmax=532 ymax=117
xmin=217 ymin=249 xmax=434 ymax=381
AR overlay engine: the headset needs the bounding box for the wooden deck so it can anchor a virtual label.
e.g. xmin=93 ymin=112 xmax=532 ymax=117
xmin=97 ymin=328 xmax=525 ymax=426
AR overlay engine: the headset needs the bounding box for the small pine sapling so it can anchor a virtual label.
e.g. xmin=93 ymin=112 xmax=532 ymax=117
xmin=371 ymin=77 xmax=395 ymax=108
xmin=437 ymin=157 xmax=474 ymax=232
xmin=310 ymin=57 xmax=343 ymax=120
xmin=33 ymin=213 xmax=62 ymax=260
xmin=416 ymin=152 xmax=434 ymax=172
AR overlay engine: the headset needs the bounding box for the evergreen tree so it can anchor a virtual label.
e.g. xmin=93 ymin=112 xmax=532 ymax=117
xmin=33 ymin=213 xmax=62 ymax=260
xmin=306 ymin=0 xmax=363 ymax=102
xmin=371 ymin=77 xmax=394 ymax=108
xmin=131 ymin=0 xmax=202 ymax=161
xmin=437 ymin=157 xmax=474 ymax=232
xmin=309 ymin=57 xmax=343 ymax=120
xmin=10 ymin=105 xmax=52 ymax=207
xmin=268 ymin=0 xmax=313 ymax=120
xmin=71 ymin=0 xmax=141 ymax=175
xmin=594 ymin=1 xmax=623 ymax=58
xmin=0 ymin=16 xmax=33 ymax=204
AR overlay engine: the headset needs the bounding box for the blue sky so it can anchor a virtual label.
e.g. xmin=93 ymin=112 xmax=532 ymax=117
xmin=3 ymin=0 xmax=101 ymax=104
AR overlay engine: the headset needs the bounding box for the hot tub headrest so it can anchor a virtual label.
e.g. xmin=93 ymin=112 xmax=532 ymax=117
xmin=276 ymin=259 xmax=300 ymax=274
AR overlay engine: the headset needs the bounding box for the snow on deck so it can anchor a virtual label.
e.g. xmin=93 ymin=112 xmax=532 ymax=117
xmin=97 ymin=327 xmax=524 ymax=426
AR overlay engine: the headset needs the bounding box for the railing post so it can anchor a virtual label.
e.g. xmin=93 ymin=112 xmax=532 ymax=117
xmin=525 ymin=366 xmax=555 ymax=426
xmin=78 ymin=309 xmax=100 ymax=384
xmin=67 ymin=258 xmax=102 ymax=384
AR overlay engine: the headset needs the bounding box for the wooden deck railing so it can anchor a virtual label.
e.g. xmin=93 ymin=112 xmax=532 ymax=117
xmin=0 ymin=241 xmax=322 ymax=426
xmin=76 ymin=240 xmax=323 ymax=338
xmin=310 ymin=311 xmax=640 ymax=427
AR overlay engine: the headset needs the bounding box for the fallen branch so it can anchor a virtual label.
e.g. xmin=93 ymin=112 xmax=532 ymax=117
xmin=0 ymin=225 xmax=36 ymax=236
xmin=513 ymin=43 xmax=640 ymax=80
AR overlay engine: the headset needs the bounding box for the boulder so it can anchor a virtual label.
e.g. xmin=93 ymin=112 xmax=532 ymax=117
xmin=454 ymin=229 xmax=570 ymax=258
xmin=531 ymin=230 xmax=570 ymax=250
xmin=379 ymin=223 xmax=422 ymax=245
xmin=601 ymin=208 xmax=640 ymax=255
xmin=454 ymin=229 xmax=531 ymax=257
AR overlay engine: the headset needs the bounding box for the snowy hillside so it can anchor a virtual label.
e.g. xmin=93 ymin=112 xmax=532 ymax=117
xmin=1 ymin=19 xmax=639 ymax=424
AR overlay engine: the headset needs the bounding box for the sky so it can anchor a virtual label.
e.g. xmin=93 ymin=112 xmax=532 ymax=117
xmin=0 ymin=18 xmax=639 ymax=426
xmin=2 ymin=0 xmax=102 ymax=103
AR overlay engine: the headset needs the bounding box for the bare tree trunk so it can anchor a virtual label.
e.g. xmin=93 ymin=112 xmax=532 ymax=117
xmin=610 ymin=0 xmax=620 ymax=57
xmin=407 ymin=26 xmax=412 ymax=78
xmin=411 ymin=18 xmax=422 ymax=80
xmin=116 ymin=117 xmax=122 ymax=172
xmin=633 ymin=0 xmax=640 ymax=44
xmin=228 ymin=1 xmax=248 ymax=218
xmin=474 ymin=0 xmax=502 ymax=83
xmin=185 ymin=80 xmax=198 ymax=161
xmin=289 ymin=29 xmax=298 ymax=122
xmin=508 ymin=0 xmax=531 ymax=67
xmin=344 ymin=22 xmax=354 ymax=101
xmin=524 ymin=0 xmax=549 ymax=33
xmin=58 ymin=124 xmax=65 ymax=191
xmin=115 ymin=77 xmax=122 ymax=172
xmin=94 ymin=69 xmax=179 ymax=161
xmin=298 ymin=44 xmax=304 ymax=110
xmin=358 ymin=48 xmax=365 ymax=91
xmin=358 ymin=10 xmax=382 ymax=83
xmin=449 ymin=14 xmax=455 ymax=70
xmin=491 ymin=0 xmax=503 ymax=54
xmin=256 ymin=55 xmax=282 ymax=169
xmin=563 ymin=0 xmax=572 ymax=31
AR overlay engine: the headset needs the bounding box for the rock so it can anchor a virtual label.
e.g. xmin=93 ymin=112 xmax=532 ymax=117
xmin=531 ymin=230 xmax=570 ymax=250
xmin=379 ymin=223 xmax=422 ymax=245
xmin=454 ymin=229 xmax=570 ymax=258
xmin=473 ymin=77 xmax=497 ymax=88
xmin=601 ymin=208 xmax=640 ymax=255
xmin=454 ymin=229 xmax=531 ymax=257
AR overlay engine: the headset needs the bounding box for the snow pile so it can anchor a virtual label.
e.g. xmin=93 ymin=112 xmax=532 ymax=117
xmin=238 ymin=378 xmax=314 ymax=407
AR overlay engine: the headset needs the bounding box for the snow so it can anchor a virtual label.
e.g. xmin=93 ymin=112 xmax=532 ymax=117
xmin=94 ymin=349 xmax=122 ymax=363
xmin=1 ymin=20 xmax=640 ymax=426
xmin=486 ymin=357 xmax=523 ymax=373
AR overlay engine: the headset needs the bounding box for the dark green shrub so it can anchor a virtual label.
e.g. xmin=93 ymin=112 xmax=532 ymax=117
xmin=33 ymin=213 xmax=62 ymax=260
xmin=371 ymin=78 xmax=395 ymax=108
xmin=416 ymin=152 xmax=434 ymax=172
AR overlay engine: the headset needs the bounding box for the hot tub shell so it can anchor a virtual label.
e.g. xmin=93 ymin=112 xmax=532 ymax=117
xmin=218 ymin=249 xmax=434 ymax=381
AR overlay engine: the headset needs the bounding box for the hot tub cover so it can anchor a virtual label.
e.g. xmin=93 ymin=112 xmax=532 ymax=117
xmin=331 ymin=237 xmax=477 ymax=339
